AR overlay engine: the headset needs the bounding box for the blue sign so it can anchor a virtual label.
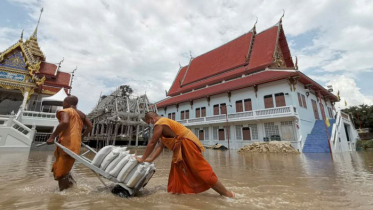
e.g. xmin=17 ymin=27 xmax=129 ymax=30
xmin=0 ymin=71 xmax=25 ymax=82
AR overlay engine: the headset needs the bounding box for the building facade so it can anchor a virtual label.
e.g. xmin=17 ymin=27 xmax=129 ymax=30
xmin=156 ymin=19 xmax=357 ymax=152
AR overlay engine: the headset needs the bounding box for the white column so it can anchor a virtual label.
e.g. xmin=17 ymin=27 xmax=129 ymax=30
xmin=135 ymin=125 xmax=139 ymax=146
xmin=21 ymin=90 xmax=29 ymax=110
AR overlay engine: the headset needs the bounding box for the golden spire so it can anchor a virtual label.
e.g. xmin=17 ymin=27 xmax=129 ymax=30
xmin=25 ymin=8 xmax=45 ymax=61
xmin=31 ymin=8 xmax=44 ymax=40
xmin=19 ymin=30 xmax=24 ymax=42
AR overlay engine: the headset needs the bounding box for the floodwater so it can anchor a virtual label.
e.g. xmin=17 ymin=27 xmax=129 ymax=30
xmin=1 ymin=148 xmax=373 ymax=210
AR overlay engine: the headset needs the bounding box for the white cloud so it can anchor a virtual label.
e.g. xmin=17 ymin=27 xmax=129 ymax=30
xmin=327 ymin=75 xmax=373 ymax=109
xmin=1 ymin=0 xmax=372 ymax=113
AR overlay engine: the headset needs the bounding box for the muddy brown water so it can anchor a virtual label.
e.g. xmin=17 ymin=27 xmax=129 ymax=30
xmin=1 ymin=148 xmax=373 ymax=210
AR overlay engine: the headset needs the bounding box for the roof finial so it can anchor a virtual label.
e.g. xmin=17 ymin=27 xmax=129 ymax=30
xmin=252 ymin=17 xmax=258 ymax=33
xmin=280 ymin=9 xmax=285 ymax=23
xmin=189 ymin=51 xmax=193 ymax=59
xmin=31 ymin=8 xmax=44 ymax=40
xmin=57 ymin=57 xmax=64 ymax=71
xmin=295 ymin=56 xmax=298 ymax=70
xmin=179 ymin=61 xmax=182 ymax=69
xmin=19 ymin=30 xmax=24 ymax=42
xmin=69 ymin=66 xmax=77 ymax=92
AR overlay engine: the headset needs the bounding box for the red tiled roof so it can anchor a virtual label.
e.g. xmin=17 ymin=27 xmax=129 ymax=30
xmin=38 ymin=62 xmax=57 ymax=76
xmin=247 ymin=26 xmax=278 ymax=72
xmin=44 ymin=71 xmax=71 ymax=88
xmin=157 ymin=70 xmax=339 ymax=108
xmin=168 ymin=66 xmax=188 ymax=95
xmin=181 ymin=32 xmax=253 ymax=85
xmin=157 ymin=70 xmax=298 ymax=108
xmin=169 ymin=66 xmax=247 ymax=96
xmin=166 ymin=22 xmax=298 ymax=98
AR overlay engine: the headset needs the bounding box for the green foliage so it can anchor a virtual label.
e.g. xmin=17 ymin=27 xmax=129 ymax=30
xmin=356 ymin=139 xmax=373 ymax=150
xmin=356 ymin=139 xmax=363 ymax=149
xmin=342 ymin=104 xmax=373 ymax=129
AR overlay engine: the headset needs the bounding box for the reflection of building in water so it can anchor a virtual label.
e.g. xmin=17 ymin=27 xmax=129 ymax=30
xmin=156 ymin=15 xmax=358 ymax=153
xmin=85 ymin=86 xmax=156 ymax=148
xmin=0 ymin=9 xmax=75 ymax=150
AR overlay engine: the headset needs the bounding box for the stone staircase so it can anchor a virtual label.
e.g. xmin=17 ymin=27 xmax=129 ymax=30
xmin=302 ymin=119 xmax=336 ymax=153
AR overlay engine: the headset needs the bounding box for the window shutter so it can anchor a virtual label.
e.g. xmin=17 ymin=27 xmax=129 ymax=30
xmin=168 ymin=113 xmax=171 ymax=119
xmin=242 ymin=127 xmax=251 ymax=140
xmin=298 ymin=93 xmax=303 ymax=107
xmin=199 ymin=130 xmax=204 ymax=140
xmin=236 ymin=100 xmax=243 ymax=112
xmin=264 ymin=95 xmax=274 ymax=108
xmin=196 ymin=108 xmax=200 ymax=118
xmin=201 ymin=107 xmax=206 ymax=117
xmin=172 ymin=113 xmax=175 ymax=120
xmin=301 ymin=94 xmax=307 ymax=108
xmin=186 ymin=110 xmax=189 ymax=119
xmin=244 ymin=99 xmax=252 ymax=111
xmin=180 ymin=111 xmax=184 ymax=120
xmin=213 ymin=105 xmax=219 ymax=115
xmin=221 ymin=103 xmax=227 ymax=114
xmin=275 ymin=93 xmax=285 ymax=107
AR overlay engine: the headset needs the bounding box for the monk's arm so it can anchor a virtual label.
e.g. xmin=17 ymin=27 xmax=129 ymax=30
xmin=147 ymin=141 xmax=165 ymax=162
xmin=46 ymin=112 xmax=69 ymax=144
xmin=136 ymin=125 xmax=163 ymax=162
xmin=81 ymin=115 xmax=93 ymax=138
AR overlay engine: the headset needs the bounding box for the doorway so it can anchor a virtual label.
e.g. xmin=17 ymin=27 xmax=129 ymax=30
xmin=218 ymin=129 xmax=225 ymax=140
xmin=311 ymin=99 xmax=320 ymax=120
xmin=344 ymin=124 xmax=351 ymax=142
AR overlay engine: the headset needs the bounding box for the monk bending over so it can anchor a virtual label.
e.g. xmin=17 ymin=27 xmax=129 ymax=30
xmin=135 ymin=112 xmax=234 ymax=197
xmin=46 ymin=96 xmax=93 ymax=191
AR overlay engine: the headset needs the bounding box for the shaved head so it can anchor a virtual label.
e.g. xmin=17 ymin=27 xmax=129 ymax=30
xmin=144 ymin=111 xmax=159 ymax=121
xmin=63 ymin=95 xmax=79 ymax=108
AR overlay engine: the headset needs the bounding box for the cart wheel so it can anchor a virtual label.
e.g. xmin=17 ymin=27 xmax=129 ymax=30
xmin=111 ymin=185 xmax=131 ymax=198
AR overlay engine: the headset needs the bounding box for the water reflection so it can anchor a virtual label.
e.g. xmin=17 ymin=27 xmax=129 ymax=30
xmin=0 ymin=149 xmax=372 ymax=209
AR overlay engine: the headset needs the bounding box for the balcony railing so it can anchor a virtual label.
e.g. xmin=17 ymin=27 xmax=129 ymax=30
xmin=177 ymin=106 xmax=295 ymax=126
xmin=22 ymin=111 xmax=57 ymax=119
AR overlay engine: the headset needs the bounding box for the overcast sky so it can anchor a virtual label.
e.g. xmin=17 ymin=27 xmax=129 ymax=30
xmin=1 ymin=0 xmax=372 ymax=113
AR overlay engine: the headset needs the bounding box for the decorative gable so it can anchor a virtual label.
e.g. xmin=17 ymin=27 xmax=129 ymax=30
xmin=0 ymin=50 xmax=27 ymax=70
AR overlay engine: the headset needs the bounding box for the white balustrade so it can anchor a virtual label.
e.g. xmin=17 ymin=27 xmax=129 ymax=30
xmin=228 ymin=111 xmax=253 ymax=119
xmin=22 ymin=111 xmax=57 ymax=119
xmin=206 ymin=115 xmax=226 ymax=121
xmin=178 ymin=106 xmax=295 ymax=126
xmin=188 ymin=118 xmax=205 ymax=123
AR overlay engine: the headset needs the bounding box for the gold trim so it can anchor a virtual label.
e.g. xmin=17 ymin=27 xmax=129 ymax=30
xmin=41 ymin=89 xmax=57 ymax=95
xmin=0 ymin=66 xmax=29 ymax=74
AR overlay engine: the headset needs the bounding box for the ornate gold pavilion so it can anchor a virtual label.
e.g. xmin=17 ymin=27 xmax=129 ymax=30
xmin=0 ymin=11 xmax=72 ymax=114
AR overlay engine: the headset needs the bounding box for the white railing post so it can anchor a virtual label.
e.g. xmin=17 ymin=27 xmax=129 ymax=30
xmin=6 ymin=115 xmax=15 ymax=127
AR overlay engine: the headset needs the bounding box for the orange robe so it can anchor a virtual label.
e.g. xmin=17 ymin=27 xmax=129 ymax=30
xmin=155 ymin=117 xmax=218 ymax=194
xmin=52 ymin=108 xmax=83 ymax=180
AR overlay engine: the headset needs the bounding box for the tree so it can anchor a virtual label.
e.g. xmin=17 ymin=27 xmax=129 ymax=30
xmin=342 ymin=104 xmax=373 ymax=130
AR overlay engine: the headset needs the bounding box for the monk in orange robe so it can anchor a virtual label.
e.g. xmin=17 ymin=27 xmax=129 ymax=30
xmin=46 ymin=96 xmax=92 ymax=191
xmin=135 ymin=112 xmax=234 ymax=197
